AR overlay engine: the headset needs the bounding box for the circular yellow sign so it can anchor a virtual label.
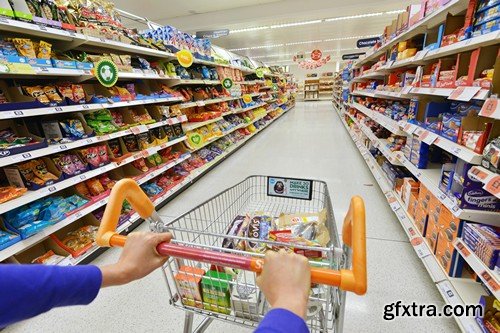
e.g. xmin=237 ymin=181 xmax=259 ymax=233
xmin=176 ymin=49 xmax=194 ymax=68
xmin=242 ymin=94 xmax=252 ymax=103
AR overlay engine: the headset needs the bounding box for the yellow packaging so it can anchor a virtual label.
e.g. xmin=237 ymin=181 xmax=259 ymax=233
xmin=37 ymin=41 xmax=52 ymax=59
xmin=13 ymin=38 xmax=36 ymax=58
xmin=398 ymin=41 xmax=407 ymax=52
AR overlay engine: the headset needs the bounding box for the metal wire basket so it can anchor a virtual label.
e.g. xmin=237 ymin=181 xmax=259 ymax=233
xmin=158 ymin=176 xmax=348 ymax=333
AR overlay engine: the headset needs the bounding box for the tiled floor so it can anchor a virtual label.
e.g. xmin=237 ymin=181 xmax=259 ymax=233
xmin=5 ymin=101 xmax=459 ymax=332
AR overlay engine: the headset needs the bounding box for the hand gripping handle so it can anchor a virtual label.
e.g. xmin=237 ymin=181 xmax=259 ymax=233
xmin=96 ymin=180 xmax=367 ymax=294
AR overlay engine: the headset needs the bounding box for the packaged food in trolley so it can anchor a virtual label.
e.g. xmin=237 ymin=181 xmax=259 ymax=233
xmin=97 ymin=176 xmax=367 ymax=333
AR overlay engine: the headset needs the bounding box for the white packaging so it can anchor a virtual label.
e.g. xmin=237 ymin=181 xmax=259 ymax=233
xmin=231 ymin=270 xmax=261 ymax=320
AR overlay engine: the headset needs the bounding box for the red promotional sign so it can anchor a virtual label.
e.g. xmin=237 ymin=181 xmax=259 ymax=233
xmin=311 ymin=49 xmax=322 ymax=61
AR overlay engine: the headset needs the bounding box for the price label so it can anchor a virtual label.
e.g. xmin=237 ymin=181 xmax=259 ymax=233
xmin=85 ymin=138 xmax=94 ymax=144
xmin=0 ymin=17 xmax=10 ymax=24
xmin=401 ymin=86 xmax=413 ymax=95
xmin=14 ymin=110 xmax=24 ymax=116
xmin=455 ymin=240 xmax=470 ymax=257
xmin=82 ymin=104 xmax=90 ymax=109
xmin=74 ymin=211 xmax=84 ymax=220
xmin=479 ymin=98 xmax=500 ymax=119
xmin=131 ymin=125 xmax=147 ymax=134
xmin=481 ymin=271 xmax=500 ymax=292
xmin=484 ymin=175 xmax=500 ymax=197
xmin=408 ymin=227 xmax=416 ymax=237
xmin=452 ymin=146 xmax=462 ymax=156
xmin=54 ymin=106 xmax=63 ymax=112
xmin=468 ymin=167 xmax=488 ymax=182
xmin=448 ymin=86 xmax=481 ymax=102
xmin=410 ymin=237 xmax=431 ymax=258
xmin=403 ymin=123 xmax=413 ymax=133
xmin=47 ymin=185 xmax=57 ymax=193
xmin=79 ymin=174 xmax=87 ymax=181
xmin=413 ymin=49 xmax=429 ymax=61
xmin=99 ymin=37 xmax=106 ymax=42
xmin=419 ymin=130 xmax=438 ymax=145
xmin=99 ymin=199 xmax=107 ymax=206
xmin=67 ymin=31 xmax=77 ymax=37
xmin=58 ymin=144 xmax=68 ymax=151
xmin=195 ymin=101 xmax=205 ymax=107
xmin=38 ymin=25 xmax=48 ymax=31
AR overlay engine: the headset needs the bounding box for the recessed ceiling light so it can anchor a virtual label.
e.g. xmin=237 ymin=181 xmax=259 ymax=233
xmin=229 ymin=10 xmax=405 ymax=34
xmin=286 ymin=39 xmax=323 ymax=46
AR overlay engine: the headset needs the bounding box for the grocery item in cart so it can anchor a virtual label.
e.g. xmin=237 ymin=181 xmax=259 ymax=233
xmin=174 ymin=266 xmax=205 ymax=309
xmin=201 ymin=270 xmax=232 ymax=314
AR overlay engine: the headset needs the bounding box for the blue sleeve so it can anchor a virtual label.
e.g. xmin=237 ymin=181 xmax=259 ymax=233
xmin=255 ymin=309 xmax=309 ymax=333
xmin=0 ymin=264 xmax=102 ymax=328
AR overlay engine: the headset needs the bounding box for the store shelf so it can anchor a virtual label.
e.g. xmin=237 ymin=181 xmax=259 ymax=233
xmin=232 ymin=103 xmax=267 ymax=114
xmin=355 ymin=0 xmax=469 ymax=67
xmin=467 ymin=166 xmax=500 ymax=199
xmin=0 ymin=97 xmax=184 ymax=120
xmin=400 ymin=121 xmax=484 ymax=164
xmin=183 ymin=117 xmax=223 ymax=132
xmin=168 ymin=79 xmax=222 ymax=86
xmin=335 ymin=105 xmax=484 ymax=333
xmin=397 ymin=154 xmax=500 ymax=226
xmin=409 ymin=87 xmax=490 ymax=101
xmin=0 ymin=136 xmax=187 ymax=215
xmin=0 ymin=153 xmax=191 ymax=263
xmin=351 ymin=90 xmax=377 ymax=98
xmin=453 ymin=238 xmax=500 ymax=299
xmin=357 ymin=122 xmax=403 ymax=166
xmin=351 ymin=102 xmax=406 ymax=135
xmin=426 ymin=31 xmax=500 ymax=61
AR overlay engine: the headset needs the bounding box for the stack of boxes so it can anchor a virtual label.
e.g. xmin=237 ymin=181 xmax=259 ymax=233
xmin=462 ymin=223 xmax=500 ymax=273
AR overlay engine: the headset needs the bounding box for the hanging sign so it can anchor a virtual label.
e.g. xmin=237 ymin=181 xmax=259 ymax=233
xmin=342 ymin=53 xmax=366 ymax=60
xmin=356 ymin=37 xmax=380 ymax=48
xmin=195 ymin=29 xmax=229 ymax=39
xmin=267 ymin=177 xmax=313 ymax=200
xmin=95 ymin=59 xmax=118 ymax=87
xmin=176 ymin=49 xmax=194 ymax=68
xmin=311 ymin=49 xmax=322 ymax=61
xmin=255 ymin=67 xmax=265 ymax=78
xmin=222 ymin=78 xmax=233 ymax=89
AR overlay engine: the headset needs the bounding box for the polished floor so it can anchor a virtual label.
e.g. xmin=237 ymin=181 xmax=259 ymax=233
xmin=6 ymin=101 xmax=459 ymax=332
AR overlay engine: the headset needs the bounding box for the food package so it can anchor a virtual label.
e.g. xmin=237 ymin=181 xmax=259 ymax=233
xmin=276 ymin=209 xmax=330 ymax=247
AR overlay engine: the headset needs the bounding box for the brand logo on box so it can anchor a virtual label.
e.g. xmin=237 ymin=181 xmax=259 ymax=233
xmin=0 ymin=150 xmax=10 ymax=156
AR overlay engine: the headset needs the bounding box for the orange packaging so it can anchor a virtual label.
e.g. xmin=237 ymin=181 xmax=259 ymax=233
xmin=407 ymin=192 xmax=419 ymax=220
xmin=436 ymin=230 xmax=456 ymax=274
xmin=438 ymin=206 xmax=461 ymax=240
xmin=414 ymin=202 xmax=428 ymax=236
xmin=417 ymin=184 xmax=431 ymax=214
xmin=400 ymin=178 xmax=420 ymax=209
xmin=425 ymin=218 xmax=440 ymax=254
xmin=174 ymin=266 xmax=205 ymax=309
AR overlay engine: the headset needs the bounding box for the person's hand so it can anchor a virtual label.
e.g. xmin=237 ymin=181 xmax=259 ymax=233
xmin=100 ymin=232 xmax=172 ymax=287
xmin=256 ymin=250 xmax=311 ymax=318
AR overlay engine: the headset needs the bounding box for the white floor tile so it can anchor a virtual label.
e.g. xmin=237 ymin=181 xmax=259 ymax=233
xmin=4 ymin=101 xmax=458 ymax=332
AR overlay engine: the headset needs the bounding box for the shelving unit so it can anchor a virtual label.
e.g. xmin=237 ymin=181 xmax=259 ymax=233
xmin=333 ymin=1 xmax=500 ymax=331
xmin=0 ymin=4 xmax=296 ymax=268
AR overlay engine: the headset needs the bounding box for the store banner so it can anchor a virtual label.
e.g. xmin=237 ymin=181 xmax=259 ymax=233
xmin=342 ymin=52 xmax=365 ymax=60
xmin=356 ymin=37 xmax=380 ymax=48
xmin=195 ymin=29 xmax=229 ymax=38
xmin=267 ymin=177 xmax=313 ymax=200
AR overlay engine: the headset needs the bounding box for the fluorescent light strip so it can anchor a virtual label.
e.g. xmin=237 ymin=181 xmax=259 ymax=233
xmin=323 ymin=34 xmax=379 ymax=42
xmin=230 ymin=10 xmax=405 ymax=34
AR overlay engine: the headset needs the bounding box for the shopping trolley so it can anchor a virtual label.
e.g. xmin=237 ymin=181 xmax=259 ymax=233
xmin=96 ymin=176 xmax=366 ymax=333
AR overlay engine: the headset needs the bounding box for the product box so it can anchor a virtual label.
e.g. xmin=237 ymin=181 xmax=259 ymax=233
xmin=231 ymin=270 xmax=262 ymax=320
xmin=201 ymin=270 xmax=232 ymax=314
xmin=175 ymin=266 xmax=205 ymax=309
xmin=462 ymin=223 xmax=500 ymax=270
xmin=414 ymin=201 xmax=429 ymax=236
xmin=425 ymin=215 xmax=440 ymax=253
xmin=435 ymin=230 xmax=461 ymax=275
xmin=437 ymin=206 xmax=462 ymax=240
xmin=476 ymin=296 xmax=500 ymax=333
xmin=407 ymin=192 xmax=419 ymax=220
xmin=400 ymin=177 xmax=420 ymax=209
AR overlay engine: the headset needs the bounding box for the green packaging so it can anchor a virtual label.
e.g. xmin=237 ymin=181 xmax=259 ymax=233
xmin=201 ymin=270 xmax=232 ymax=314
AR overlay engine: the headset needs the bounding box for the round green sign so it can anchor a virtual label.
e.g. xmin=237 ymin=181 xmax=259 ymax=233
xmin=272 ymin=83 xmax=279 ymax=91
xmin=256 ymin=67 xmax=265 ymax=78
xmin=95 ymin=59 xmax=118 ymax=87
xmin=222 ymin=78 xmax=233 ymax=89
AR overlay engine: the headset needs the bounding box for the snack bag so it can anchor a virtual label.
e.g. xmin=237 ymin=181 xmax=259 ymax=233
xmin=97 ymin=145 xmax=109 ymax=165
xmin=276 ymin=209 xmax=330 ymax=247
xmin=59 ymin=119 xmax=85 ymax=140
xmin=85 ymin=178 xmax=105 ymax=196
xmin=75 ymin=182 xmax=91 ymax=197
xmin=31 ymin=159 xmax=58 ymax=184
xmin=43 ymin=86 xmax=63 ymax=103
xmin=24 ymin=86 xmax=50 ymax=104
xmin=13 ymin=38 xmax=36 ymax=58
xmin=31 ymin=250 xmax=65 ymax=265
xmin=37 ymin=41 xmax=52 ymax=59
xmin=79 ymin=147 xmax=101 ymax=168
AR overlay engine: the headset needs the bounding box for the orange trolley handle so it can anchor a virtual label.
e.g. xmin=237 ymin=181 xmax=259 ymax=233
xmin=96 ymin=179 xmax=367 ymax=295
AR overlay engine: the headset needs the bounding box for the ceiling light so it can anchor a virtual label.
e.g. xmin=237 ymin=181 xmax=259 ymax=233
xmin=228 ymin=43 xmax=284 ymax=51
xmin=385 ymin=10 xmax=406 ymax=15
xmin=323 ymin=34 xmax=379 ymax=41
xmin=286 ymin=39 xmax=323 ymax=46
xmin=270 ymin=20 xmax=323 ymax=29
xmin=230 ymin=26 xmax=269 ymax=33
xmin=325 ymin=12 xmax=383 ymax=22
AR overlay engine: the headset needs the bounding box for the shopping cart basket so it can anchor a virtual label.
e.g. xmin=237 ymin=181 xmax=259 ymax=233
xmin=97 ymin=176 xmax=366 ymax=333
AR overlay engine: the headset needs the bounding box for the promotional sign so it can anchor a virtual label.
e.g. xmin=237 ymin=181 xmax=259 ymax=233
xmin=195 ymin=29 xmax=229 ymax=39
xmin=95 ymin=59 xmax=118 ymax=87
xmin=342 ymin=53 xmax=366 ymax=60
xmin=356 ymin=37 xmax=380 ymax=48
xmin=255 ymin=67 xmax=265 ymax=78
xmin=222 ymin=78 xmax=233 ymax=89
xmin=242 ymin=94 xmax=253 ymax=103
xmin=311 ymin=49 xmax=322 ymax=61
xmin=176 ymin=49 xmax=194 ymax=68
xmin=267 ymin=177 xmax=313 ymax=200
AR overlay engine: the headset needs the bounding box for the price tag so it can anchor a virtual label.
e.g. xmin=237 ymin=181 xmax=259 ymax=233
xmin=479 ymin=98 xmax=500 ymax=119
xmin=85 ymin=138 xmax=94 ymax=144
xmin=54 ymin=106 xmax=63 ymax=112
xmin=195 ymin=101 xmax=205 ymax=107
xmin=455 ymin=240 xmax=470 ymax=257
xmin=413 ymin=49 xmax=429 ymax=61
xmin=408 ymin=227 xmax=417 ymax=237
xmin=99 ymin=199 xmax=107 ymax=206
xmin=99 ymin=37 xmax=106 ymax=43
xmin=403 ymin=123 xmax=414 ymax=134
xmin=58 ymin=144 xmax=68 ymax=151
xmin=481 ymin=271 xmax=500 ymax=292
xmin=419 ymin=130 xmax=438 ymax=145
xmin=484 ymin=175 xmax=500 ymax=197
xmin=44 ymin=185 xmax=57 ymax=195
xmin=74 ymin=210 xmax=84 ymax=220
xmin=81 ymin=104 xmax=90 ymax=109
xmin=468 ymin=167 xmax=488 ymax=182
xmin=0 ymin=17 xmax=10 ymax=24
xmin=67 ymin=31 xmax=77 ymax=37
xmin=410 ymin=237 xmax=431 ymax=258
xmin=79 ymin=174 xmax=87 ymax=181
xmin=38 ymin=25 xmax=48 ymax=31
xmin=448 ymin=86 xmax=481 ymax=102
xmin=401 ymin=86 xmax=413 ymax=95
xmin=131 ymin=125 xmax=147 ymax=135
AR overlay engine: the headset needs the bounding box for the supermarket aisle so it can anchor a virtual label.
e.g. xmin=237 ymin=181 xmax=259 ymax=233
xmin=5 ymin=101 xmax=458 ymax=333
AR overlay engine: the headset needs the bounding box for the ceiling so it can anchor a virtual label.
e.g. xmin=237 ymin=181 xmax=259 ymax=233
xmin=115 ymin=0 xmax=420 ymax=65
